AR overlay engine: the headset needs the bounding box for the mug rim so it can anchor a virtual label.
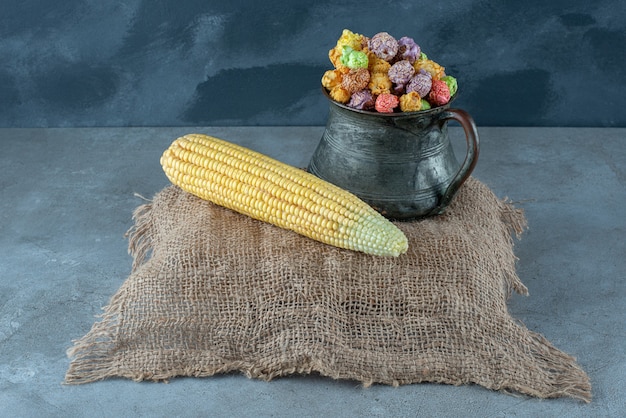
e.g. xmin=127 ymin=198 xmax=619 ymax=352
xmin=321 ymin=86 xmax=458 ymax=117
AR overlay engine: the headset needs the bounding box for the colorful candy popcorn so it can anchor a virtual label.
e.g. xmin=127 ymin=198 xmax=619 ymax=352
xmin=329 ymin=86 xmax=351 ymax=103
xmin=368 ymin=32 xmax=398 ymax=62
xmin=396 ymin=36 xmax=420 ymax=64
xmin=340 ymin=46 xmax=369 ymax=69
xmin=375 ymin=93 xmax=399 ymax=113
xmin=368 ymin=72 xmax=392 ymax=95
xmin=399 ymin=91 xmax=422 ymax=112
xmin=336 ymin=29 xmax=366 ymax=51
xmin=368 ymin=55 xmax=392 ymax=74
xmin=321 ymin=69 xmax=343 ymax=90
xmin=406 ymin=70 xmax=432 ymax=98
xmin=341 ymin=68 xmax=371 ymax=94
xmin=428 ymin=79 xmax=451 ymax=106
xmin=347 ymin=89 xmax=376 ymax=110
xmin=413 ymin=58 xmax=446 ymax=80
xmin=324 ymin=29 xmax=458 ymax=113
xmin=441 ymin=75 xmax=458 ymax=96
xmin=329 ymin=30 xmax=366 ymax=68
xmin=329 ymin=47 xmax=344 ymax=69
xmin=388 ymin=60 xmax=415 ymax=90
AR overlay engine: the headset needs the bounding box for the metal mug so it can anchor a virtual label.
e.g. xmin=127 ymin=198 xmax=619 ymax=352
xmin=308 ymin=88 xmax=480 ymax=219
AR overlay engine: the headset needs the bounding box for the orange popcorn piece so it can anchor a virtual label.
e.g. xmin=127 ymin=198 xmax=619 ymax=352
xmin=368 ymin=72 xmax=392 ymax=95
xmin=329 ymin=47 xmax=345 ymax=69
xmin=322 ymin=69 xmax=343 ymax=90
xmin=329 ymin=86 xmax=351 ymax=103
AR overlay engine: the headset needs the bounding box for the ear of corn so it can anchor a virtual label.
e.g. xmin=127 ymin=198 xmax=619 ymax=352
xmin=160 ymin=134 xmax=408 ymax=257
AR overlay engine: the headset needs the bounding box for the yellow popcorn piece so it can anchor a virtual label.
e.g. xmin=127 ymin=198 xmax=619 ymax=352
xmin=368 ymin=54 xmax=391 ymax=74
xmin=322 ymin=69 xmax=343 ymax=90
xmin=329 ymin=86 xmax=351 ymax=103
xmin=413 ymin=59 xmax=445 ymax=80
xmin=399 ymin=91 xmax=423 ymax=112
xmin=368 ymin=72 xmax=392 ymax=95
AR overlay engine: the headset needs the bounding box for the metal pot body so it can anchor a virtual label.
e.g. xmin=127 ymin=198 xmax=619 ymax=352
xmin=308 ymin=95 xmax=479 ymax=219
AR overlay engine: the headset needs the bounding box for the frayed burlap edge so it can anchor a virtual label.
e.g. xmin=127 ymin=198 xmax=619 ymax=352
xmin=126 ymin=198 xmax=154 ymax=272
xmin=499 ymin=198 xmax=529 ymax=297
xmin=65 ymin=201 xmax=153 ymax=384
xmin=64 ymin=183 xmax=591 ymax=403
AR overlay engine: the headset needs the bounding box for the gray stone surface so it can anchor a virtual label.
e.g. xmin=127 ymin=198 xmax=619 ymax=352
xmin=1 ymin=126 xmax=624 ymax=416
xmin=1 ymin=1 xmax=625 ymax=127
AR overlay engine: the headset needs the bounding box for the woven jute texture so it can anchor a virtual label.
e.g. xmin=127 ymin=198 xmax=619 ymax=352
xmin=65 ymin=177 xmax=591 ymax=402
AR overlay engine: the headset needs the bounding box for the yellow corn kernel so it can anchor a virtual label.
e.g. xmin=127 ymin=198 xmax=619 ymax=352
xmin=160 ymin=134 xmax=408 ymax=257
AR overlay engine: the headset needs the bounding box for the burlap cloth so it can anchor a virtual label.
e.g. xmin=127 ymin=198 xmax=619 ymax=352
xmin=65 ymin=177 xmax=591 ymax=402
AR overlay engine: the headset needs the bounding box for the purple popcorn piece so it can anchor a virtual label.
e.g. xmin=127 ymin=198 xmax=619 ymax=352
xmin=406 ymin=71 xmax=433 ymax=98
xmin=396 ymin=36 xmax=421 ymax=64
xmin=388 ymin=60 xmax=415 ymax=86
xmin=347 ymin=89 xmax=376 ymax=110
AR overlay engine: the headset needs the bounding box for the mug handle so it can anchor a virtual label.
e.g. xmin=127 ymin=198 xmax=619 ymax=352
xmin=432 ymin=108 xmax=480 ymax=214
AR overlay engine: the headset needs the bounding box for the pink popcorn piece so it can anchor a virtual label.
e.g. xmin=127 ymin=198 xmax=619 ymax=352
xmin=428 ymin=79 xmax=451 ymax=106
xmin=375 ymin=93 xmax=399 ymax=113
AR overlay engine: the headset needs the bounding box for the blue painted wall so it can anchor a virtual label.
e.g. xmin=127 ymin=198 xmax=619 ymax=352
xmin=1 ymin=0 xmax=624 ymax=127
